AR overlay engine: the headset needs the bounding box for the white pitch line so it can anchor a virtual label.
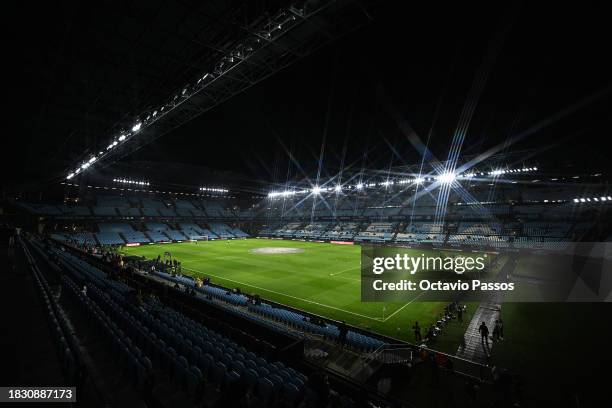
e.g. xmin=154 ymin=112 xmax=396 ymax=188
xmin=333 ymin=276 xmax=361 ymax=283
xmin=329 ymin=266 xmax=360 ymax=276
xmin=182 ymin=266 xmax=384 ymax=322
xmin=382 ymin=291 xmax=426 ymax=322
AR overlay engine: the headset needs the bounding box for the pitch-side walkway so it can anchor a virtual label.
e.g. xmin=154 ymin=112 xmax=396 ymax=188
xmin=456 ymin=254 xmax=517 ymax=364
xmin=455 ymin=301 xmax=500 ymax=364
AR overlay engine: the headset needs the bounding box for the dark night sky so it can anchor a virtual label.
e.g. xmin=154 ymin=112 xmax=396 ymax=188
xmin=6 ymin=1 xmax=612 ymax=190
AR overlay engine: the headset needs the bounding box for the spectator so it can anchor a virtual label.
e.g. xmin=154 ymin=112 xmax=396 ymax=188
xmin=478 ymin=322 xmax=489 ymax=345
xmin=498 ymin=318 xmax=504 ymax=340
xmin=412 ymin=321 xmax=422 ymax=342
xmin=457 ymin=306 xmax=463 ymax=323
xmin=492 ymin=319 xmax=500 ymax=342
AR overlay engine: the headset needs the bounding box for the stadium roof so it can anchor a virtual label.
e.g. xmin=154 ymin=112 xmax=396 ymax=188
xmin=6 ymin=1 xmax=612 ymax=192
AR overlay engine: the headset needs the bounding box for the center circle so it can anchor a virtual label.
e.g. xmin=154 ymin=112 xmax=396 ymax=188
xmin=249 ymin=247 xmax=305 ymax=254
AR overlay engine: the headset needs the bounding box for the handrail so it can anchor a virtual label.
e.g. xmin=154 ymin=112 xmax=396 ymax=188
xmin=360 ymin=342 xmax=493 ymax=382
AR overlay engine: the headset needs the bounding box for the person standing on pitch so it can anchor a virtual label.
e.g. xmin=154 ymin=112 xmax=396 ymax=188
xmin=413 ymin=321 xmax=422 ymax=342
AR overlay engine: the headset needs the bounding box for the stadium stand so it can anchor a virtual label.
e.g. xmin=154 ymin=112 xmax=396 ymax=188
xmin=207 ymin=222 xmax=235 ymax=239
xmin=92 ymin=206 xmax=119 ymax=216
xmin=123 ymin=231 xmax=151 ymax=244
xmin=117 ymin=207 xmax=143 ymax=217
xmin=18 ymin=186 xmax=602 ymax=253
xmin=95 ymin=232 xmax=125 ymax=245
xmin=165 ymin=229 xmax=188 ymax=241
xmin=24 ymin=236 xmax=375 ymax=407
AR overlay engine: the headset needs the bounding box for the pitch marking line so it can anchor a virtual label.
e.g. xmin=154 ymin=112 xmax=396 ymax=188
xmin=381 ymin=291 xmax=426 ymax=322
xmin=182 ymin=266 xmax=385 ymax=322
xmin=329 ymin=266 xmax=360 ymax=276
xmin=333 ymin=276 xmax=361 ymax=283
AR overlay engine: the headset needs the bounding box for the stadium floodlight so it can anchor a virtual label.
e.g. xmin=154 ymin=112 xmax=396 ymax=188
xmin=118 ymin=135 xmax=126 ymax=142
xmin=132 ymin=122 xmax=142 ymax=132
xmin=355 ymin=183 xmax=364 ymax=190
xmin=381 ymin=180 xmax=393 ymax=187
xmin=608 ymin=196 xmax=612 ymax=201
xmin=334 ymin=185 xmax=342 ymax=192
xmin=311 ymin=186 xmax=322 ymax=195
xmin=67 ymin=173 xmax=74 ymax=180
xmin=200 ymin=187 xmax=228 ymax=193
xmin=437 ymin=172 xmax=456 ymax=184
xmin=413 ymin=177 xmax=425 ymax=184
xmin=573 ymin=198 xmax=579 ymax=203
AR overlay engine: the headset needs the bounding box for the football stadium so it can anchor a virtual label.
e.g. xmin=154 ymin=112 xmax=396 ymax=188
xmin=3 ymin=2 xmax=611 ymax=407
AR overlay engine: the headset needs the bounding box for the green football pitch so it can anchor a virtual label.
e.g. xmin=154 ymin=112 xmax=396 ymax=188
xmin=121 ymin=238 xmax=472 ymax=348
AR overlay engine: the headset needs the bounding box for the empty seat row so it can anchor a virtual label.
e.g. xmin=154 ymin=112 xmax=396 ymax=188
xmin=154 ymin=271 xmax=387 ymax=352
xmin=47 ymin=243 xmax=326 ymax=406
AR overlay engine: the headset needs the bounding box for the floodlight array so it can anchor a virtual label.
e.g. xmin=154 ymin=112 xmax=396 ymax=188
xmin=113 ymin=178 xmax=150 ymax=186
xmin=65 ymin=8 xmax=302 ymax=181
xmin=489 ymin=167 xmax=537 ymax=176
xmin=266 ymin=165 xmax=541 ymax=198
xmin=268 ymin=167 xmax=538 ymax=198
xmin=573 ymin=196 xmax=612 ymax=203
xmin=199 ymin=187 xmax=228 ymax=193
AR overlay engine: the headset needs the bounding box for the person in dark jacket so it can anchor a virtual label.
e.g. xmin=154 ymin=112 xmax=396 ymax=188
xmin=479 ymin=322 xmax=489 ymax=345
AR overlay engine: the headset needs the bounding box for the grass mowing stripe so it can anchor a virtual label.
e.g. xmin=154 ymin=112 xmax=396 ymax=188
xmin=121 ymin=240 xmax=471 ymax=352
xmin=182 ymin=266 xmax=384 ymax=322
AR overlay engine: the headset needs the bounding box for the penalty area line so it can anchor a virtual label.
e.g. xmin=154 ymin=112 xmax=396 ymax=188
xmin=182 ymin=266 xmax=384 ymax=322
xmin=381 ymin=291 xmax=426 ymax=322
xmin=329 ymin=266 xmax=360 ymax=276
